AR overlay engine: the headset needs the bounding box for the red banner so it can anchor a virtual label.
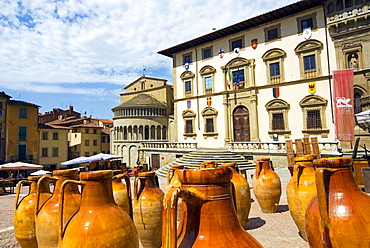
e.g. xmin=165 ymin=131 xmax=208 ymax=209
xmin=333 ymin=69 xmax=354 ymax=142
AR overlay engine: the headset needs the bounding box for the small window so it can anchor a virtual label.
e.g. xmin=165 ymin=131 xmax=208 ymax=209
xmin=185 ymin=81 xmax=191 ymax=93
xmin=307 ymin=109 xmax=322 ymax=129
xmin=85 ymin=128 xmax=89 ymax=134
xmin=52 ymin=147 xmax=58 ymax=157
xmin=185 ymin=120 xmax=193 ymax=134
xmin=268 ymin=29 xmax=278 ymax=41
xmin=301 ymin=18 xmax=313 ymax=31
xmin=345 ymin=0 xmax=353 ymax=8
xmin=19 ymin=108 xmax=27 ymax=118
xmin=272 ymin=113 xmax=285 ymax=130
xmin=202 ymin=47 xmax=212 ymax=59
xmin=42 ymin=148 xmax=48 ymax=157
xmin=93 ymin=139 xmax=98 ymax=146
xmin=183 ymin=53 xmax=192 ymax=64
xmin=232 ymin=70 xmax=245 ymax=84
xmin=141 ymin=81 xmax=145 ymax=90
xmin=304 ymin=55 xmax=316 ymax=71
xmin=93 ymin=129 xmax=97 ymax=134
xmin=18 ymin=126 xmax=27 ymax=141
xmin=85 ymin=139 xmax=90 ymax=146
xmin=102 ymin=136 xmax=106 ymax=143
xmin=205 ymin=118 xmax=214 ymax=133
xmin=231 ymin=39 xmax=243 ymax=51
xmin=84 ymin=152 xmax=89 ymax=157
xmin=270 ymin=62 xmax=280 ymax=77
xmin=52 ymin=132 xmax=59 ymax=140
xmin=336 ymin=0 xmax=344 ymax=11
xmin=42 ymin=131 xmax=48 ymax=140
xmin=205 ymin=76 xmax=212 ymax=93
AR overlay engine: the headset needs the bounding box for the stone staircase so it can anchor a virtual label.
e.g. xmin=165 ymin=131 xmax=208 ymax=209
xmin=155 ymin=147 xmax=255 ymax=178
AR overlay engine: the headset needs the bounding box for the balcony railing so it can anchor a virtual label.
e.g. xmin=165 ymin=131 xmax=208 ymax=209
xmin=140 ymin=142 xmax=198 ymax=152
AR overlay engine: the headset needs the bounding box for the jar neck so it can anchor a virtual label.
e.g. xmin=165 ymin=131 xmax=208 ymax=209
xmin=80 ymin=179 xmax=115 ymax=209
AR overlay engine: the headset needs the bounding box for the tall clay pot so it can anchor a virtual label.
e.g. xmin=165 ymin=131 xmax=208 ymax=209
xmin=35 ymin=169 xmax=81 ymax=248
xmin=286 ymin=155 xmax=316 ymax=241
xmin=133 ymin=172 xmax=164 ymax=248
xmin=59 ymin=170 xmax=139 ymax=248
xmin=112 ymin=170 xmax=132 ymax=218
xmin=162 ymin=167 xmax=263 ymax=248
xmin=221 ymin=162 xmax=251 ymax=228
xmin=252 ymin=158 xmax=281 ymax=213
xmin=305 ymin=157 xmax=370 ymax=248
xmin=14 ymin=176 xmax=52 ymax=248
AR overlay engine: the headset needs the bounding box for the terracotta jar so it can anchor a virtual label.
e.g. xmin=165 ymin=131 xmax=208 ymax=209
xmin=200 ymin=160 xmax=217 ymax=168
xmin=133 ymin=172 xmax=164 ymax=248
xmin=59 ymin=170 xmax=139 ymax=248
xmin=166 ymin=165 xmax=184 ymax=189
xmin=305 ymin=157 xmax=370 ymax=248
xmin=221 ymin=162 xmax=251 ymax=228
xmin=14 ymin=175 xmax=52 ymax=248
xmin=35 ymin=169 xmax=81 ymax=248
xmin=112 ymin=170 xmax=132 ymax=218
xmin=252 ymin=158 xmax=281 ymax=213
xmin=286 ymin=155 xmax=316 ymax=241
xmin=162 ymin=167 xmax=263 ymax=248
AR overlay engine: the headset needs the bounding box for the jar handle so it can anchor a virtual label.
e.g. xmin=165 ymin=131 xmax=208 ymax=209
xmin=14 ymin=180 xmax=30 ymax=210
xmin=162 ymin=187 xmax=180 ymax=248
xmin=255 ymin=161 xmax=261 ymax=179
xmin=315 ymin=167 xmax=332 ymax=228
xmin=35 ymin=175 xmax=56 ymax=215
xmin=133 ymin=176 xmax=142 ymax=200
xmin=59 ymin=179 xmax=83 ymax=241
xmin=115 ymin=173 xmax=133 ymax=218
xmin=167 ymin=168 xmax=174 ymax=185
xmin=269 ymin=160 xmax=275 ymax=171
xmin=296 ymin=164 xmax=304 ymax=190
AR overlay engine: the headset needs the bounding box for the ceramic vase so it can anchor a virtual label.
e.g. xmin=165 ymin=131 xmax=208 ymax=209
xmin=286 ymin=155 xmax=316 ymax=240
xmin=112 ymin=170 xmax=132 ymax=218
xmin=305 ymin=157 xmax=370 ymax=248
xmin=59 ymin=170 xmax=139 ymax=248
xmin=162 ymin=167 xmax=263 ymax=248
xmin=133 ymin=172 xmax=164 ymax=248
xmin=252 ymin=158 xmax=281 ymax=213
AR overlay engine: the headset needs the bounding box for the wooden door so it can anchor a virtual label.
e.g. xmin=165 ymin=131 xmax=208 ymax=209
xmin=151 ymin=154 xmax=160 ymax=170
xmin=233 ymin=106 xmax=250 ymax=142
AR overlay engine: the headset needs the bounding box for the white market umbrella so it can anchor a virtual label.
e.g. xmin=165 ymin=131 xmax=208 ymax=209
xmin=85 ymin=153 xmax=122 ymax=163
xmin=61 ymin=156 xmax=89 ymax=166
xmin=0 ymin=162 xmax=43 ymax=170
xmin=30 ymin=170 xmax=52 ymax=176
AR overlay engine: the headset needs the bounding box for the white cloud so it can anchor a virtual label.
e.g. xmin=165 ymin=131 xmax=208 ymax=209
xmin=0 ymin=0 xmax=294 ymax=95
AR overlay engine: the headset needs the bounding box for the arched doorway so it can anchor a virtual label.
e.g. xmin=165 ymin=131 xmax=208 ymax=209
xmin=233 ymin=106 xmax=250 ymax=142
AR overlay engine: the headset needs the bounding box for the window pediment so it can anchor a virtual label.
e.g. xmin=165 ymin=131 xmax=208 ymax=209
xmin=199 ymin=65 xmax=216 ymax=75
xmin=295 ymin=39 xmax=323 ymax=54
xmin=222 ymin=57 xmax=250 ymax=69
xmin=262 ymin=49 xmax=287 ymax=61
xmin=182 ymin=109 xmax=196 ymax=117
xmin=201 ymin=107 xmax=218 ymax=116
xmin=300 ymin=95 xmax=327 ymax=107
xmin=180 ymin=71 xmax=195 ymax=80
xmin=265 ymin=99 xmax=290 ymax=110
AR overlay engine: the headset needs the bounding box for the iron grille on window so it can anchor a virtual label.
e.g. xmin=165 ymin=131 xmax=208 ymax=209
xmin=307 ymin=109 xmax=322 ymax=129
xmin=185 ymin=120 xmax=193 ymax=134
xmin=272 ymin=113 xmax=285 ymax=130
xmin=354 ymin=93 xmax=362 ymax=114
xmin=205 ymin=118 xmax=214 ymax=132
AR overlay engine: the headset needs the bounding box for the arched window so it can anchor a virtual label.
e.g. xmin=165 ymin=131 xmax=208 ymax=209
xmin=201 ymin=107 xmax=218 ymax=138
xmin=265 ymin=99 xmax=291 ymax=138
xmin=295 ymin=40 xmax=323 ymax=79
xmin=182 ymin=110 xmax=196 ymax=138
xmin=262 ymin=48 xmax=287 ymax=85
xmin=299 ymin=95 xmax=329 ymax=137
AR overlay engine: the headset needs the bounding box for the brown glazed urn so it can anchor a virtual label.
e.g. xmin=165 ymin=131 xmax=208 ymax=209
xmin=59 ymin=170 xmax=139 ymax=248
xmin=221 ymin=162 xmax=251 ymax=228
xmin=35 ymin=169 xmax=81 ymax=248
xmin=162 ymin=167 xmax=263 ymax=248
xmin=286 ymin=155 xmax=316 ymax=241
xmin=112 ymin=170 xmax=132 ymax=218
xmin=14 ymin=175 xmax=52 ymax=248
xmin=133 ymin=172 xmax=164 ymax=248
xmin=305 ymin=157 xmax=370 ymax=248
xmin=252 ymin=158 xmax=281 ymax=213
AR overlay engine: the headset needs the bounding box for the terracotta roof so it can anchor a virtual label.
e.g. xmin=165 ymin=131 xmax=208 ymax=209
xmin=102 ymin=127 xmax=111 ymax=134
xmin=38 ymin=123 xmax=72 ymax=130
xmin=70 ymin=123 xmax=102 ymax=128
xmin=93 ymin=118 xmax=113 ymax=124
xmin=47 ymin=116 xmax=88 ymax=125
xmin=112 ymin=94 xmax=167 ymax=110
xmin=8 ymin=99 xmax=40 ymax=108
xmin=158 ymin=0 xmax=322 ymax=57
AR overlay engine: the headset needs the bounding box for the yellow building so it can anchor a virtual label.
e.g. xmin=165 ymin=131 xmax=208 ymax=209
xmin=0 ymin=92 xmax=11 ymax=163
xmin=69 ymin=123 xmax=103 ymax=158
xmin=39 ymin=123 xmax=70 ymax=170
xmin=6 ymin=100 xmax=40 ymax=163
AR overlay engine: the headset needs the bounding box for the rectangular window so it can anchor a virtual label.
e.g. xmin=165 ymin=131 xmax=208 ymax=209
xmin=19 ymin=108 xmax=27 ymax=118
xmin=42 ymin=148 xmax=48 ymax=157
xmin=85 ymin=129 xmax=89 ymax=134
xmin=205 ymin=118 xmax=214 ymax=133
xmin=185 ymin=120 xmax=193 ymax=134
xmin=18 ymin=126 xmax=27 ymax=141
xmin=85 ymin=139 xmax=90 ymax=146
xmin=183 ymin=54 xmax=192 ymax=64
xmin=202 ymin=47 xmax=212 ymax=59
xmin=52 ymin=132 xmax=59 ymax=140
xmin=185 ymin=81 xmax=192 ymax=93
xmin=232 ymin=70 xmax=245 ymax=84
xmin=84 ymin=151 xmax=89 ymax=157
xmin=42 ymin=131 xmax=48 ymax=140
xmin=205 ymin=76 xmax=212 ymax=89
xmin=93 ymin=129 xmax=97 ymax=134
xmin=231 ymin=39 xmax=243 ymax=51
xmin=272 ymin=113 xmax=285 ymax=130
xmin=52 ymin=147 xmax=58 ymax=157
xmin=267 ymin=28 xmax=278 ymax=41
xmin=102 ymin=136 xmax=106 ymax=143
xmin=93 ymin=139 xmax=98 ymax=146
xmin=307 ymin=109 xmax=322 ymax=129
xmin=304 ymin=55 xmax=316 ymax=71
xmin=301 ymin=18 xmax=313 ymax=31
xmin=270 ymin=62 xmax=280 ymax=77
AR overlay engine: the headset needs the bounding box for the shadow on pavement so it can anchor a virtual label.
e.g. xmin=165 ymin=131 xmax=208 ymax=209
xmin=277 ymin=204 xmax=289 ymax=213
xmin=245 ymin=217 xmax=266 ymax=230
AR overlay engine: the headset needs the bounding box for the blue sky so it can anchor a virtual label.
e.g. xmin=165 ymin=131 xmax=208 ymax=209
xmin=0 ymin=0 xmax=293 ymax=120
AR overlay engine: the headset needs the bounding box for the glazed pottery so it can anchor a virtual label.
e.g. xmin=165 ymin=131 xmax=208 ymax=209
xmin=14 ymin=176 xmax=52 ymax=248
xmin=252 ymin=158 xmax=281 ymax=213
xmin=133 ymin=172 xmax=164 ymax=248
xmin=200 ymin=160 xmax=217 ymax=168
xmin=305 ymin=157 xmax=370 ymax=248
xmin=162 ymin=167 xmax=263 ymax=248
xmin=166 ymin=165 xmax=185 ymax=224
xmin=35 ymin=169 xmax=81 ymax=248
xmin=59 ymin=170 xmax=139 ymax=248
xmin=221 ymin=162 xmax=251 ymax=228
xmin=286 ymin=155 xmax=316 ymax=240
xmin=112 ymin=170 xmax=132 ymax=218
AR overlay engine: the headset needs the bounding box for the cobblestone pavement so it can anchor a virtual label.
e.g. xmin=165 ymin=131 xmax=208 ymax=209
xmin=0 ymin=168 xmax=309 ymax=248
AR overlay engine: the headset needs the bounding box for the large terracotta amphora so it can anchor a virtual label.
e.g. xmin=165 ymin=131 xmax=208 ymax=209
xmin=14 ymin=175 xmax=52 ymax=248
xmin=305 ymin=157 xmax=370 ymax=248
xmin=166 ymin=165 xmax=185 ymax=223
xmin=58 ymin=170 xmax=139 ymax=248
xmin=35 ymin=169 xmax=81 ymax=248
xmin=112 ymin=170 xmax=132 ymax=218
xmin=252 ymin=158 xmax=281 ymax=213
xmin=221 ymin=162 xmax=251 ymax=228
xmin=286 ymin=155 xmax=316 ymax=241
xmin=133 ymin=172 xmax=164 ymax=248
xmin=162 ymin=167 xmax=263 ymax=248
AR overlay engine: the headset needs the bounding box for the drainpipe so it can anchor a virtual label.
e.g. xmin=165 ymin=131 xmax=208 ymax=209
xmin=191 ymin=42 xmax=200 ymax=130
